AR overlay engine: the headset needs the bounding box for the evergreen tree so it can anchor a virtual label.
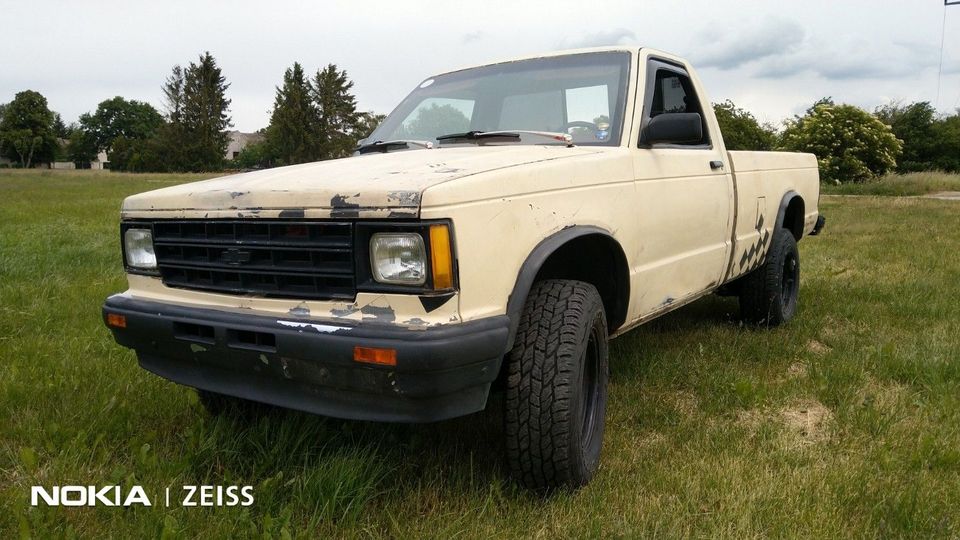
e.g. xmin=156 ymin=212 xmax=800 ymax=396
xmin=310 ymin=64 xmax=360 ymax=160
xmin=179 ymin=52 xmax=232 ymax=171
xmin=265 ymin=62 xmax=318 ymax=165
xmin=156 ymin=65 xmax=187 ymax=171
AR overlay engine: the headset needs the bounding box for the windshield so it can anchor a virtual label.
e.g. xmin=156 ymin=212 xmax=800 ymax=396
xmin=367 ymin=52 xmax=631 ymax=147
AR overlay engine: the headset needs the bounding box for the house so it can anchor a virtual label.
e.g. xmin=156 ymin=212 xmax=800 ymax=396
xmin=225 ymin=130 xmax=264 ymax=160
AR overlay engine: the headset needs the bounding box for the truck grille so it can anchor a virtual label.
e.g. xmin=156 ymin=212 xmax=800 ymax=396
xmin=151 ymin=220 xmax=355 ymax=300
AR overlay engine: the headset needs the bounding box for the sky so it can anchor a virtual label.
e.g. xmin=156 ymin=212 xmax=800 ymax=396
xmin=2 ymin=0 xmax=959 ymax=132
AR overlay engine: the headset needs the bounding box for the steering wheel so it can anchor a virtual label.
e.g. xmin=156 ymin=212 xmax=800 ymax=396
xmin=560 ymin=120 xmax=599 ymax=133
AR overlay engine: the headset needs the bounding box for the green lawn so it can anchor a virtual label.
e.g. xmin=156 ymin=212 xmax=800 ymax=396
xmin=2 ymin=170 xmax=960 ymax=538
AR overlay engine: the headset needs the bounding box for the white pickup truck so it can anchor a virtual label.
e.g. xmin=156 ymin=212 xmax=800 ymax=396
xmin=103 ymin=46 xmax=824 ymax=490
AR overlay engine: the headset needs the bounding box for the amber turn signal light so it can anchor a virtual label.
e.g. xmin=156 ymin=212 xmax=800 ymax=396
xmin=353 ymin=346 xmax=397 ymax=366
xmin=106 ymin=313 xmax=127 ymax=328
xmin=429 ymin=224 xmax=453 ymax=290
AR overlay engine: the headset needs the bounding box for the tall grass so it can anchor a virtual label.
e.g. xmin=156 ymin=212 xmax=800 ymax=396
xmin=823 ymin=171 xmax=960 ymax=196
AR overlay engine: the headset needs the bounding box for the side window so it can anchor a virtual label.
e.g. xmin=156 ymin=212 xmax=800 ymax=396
xmin=395 ymin=97 xmax=474 ymax=139
xmin=647 ymin=67 xmax=710 ymax=146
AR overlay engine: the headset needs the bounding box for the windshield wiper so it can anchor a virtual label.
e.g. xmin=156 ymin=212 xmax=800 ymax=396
xmin=356 ymin=139 xmax=433 ymax=154
xmin=436 ymin=130 xmax=573 ymax=147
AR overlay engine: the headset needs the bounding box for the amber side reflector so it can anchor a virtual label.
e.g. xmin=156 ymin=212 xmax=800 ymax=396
xmin=429 ymin=224 xmax=454 ymax=290
xmin=106 ymin=313 xmax=127 ymax=328
xmin=353 ymin=346 xmax=397 ymax=366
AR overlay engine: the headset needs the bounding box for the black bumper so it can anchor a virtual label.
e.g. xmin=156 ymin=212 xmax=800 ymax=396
xmin=810 ymin=214 xmax=826 ymax=236
xmin=102 ymin=295 xmax=509 ymax=423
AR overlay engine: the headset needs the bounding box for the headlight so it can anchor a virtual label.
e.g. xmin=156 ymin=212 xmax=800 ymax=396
xmin=124 ymin=228 xmax=157 ymax=270
xmin=369 ymin=233 xmax=426 ymax=285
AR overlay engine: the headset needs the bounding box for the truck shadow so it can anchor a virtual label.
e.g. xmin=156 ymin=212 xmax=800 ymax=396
xmin=201 ymin=294 xmax=743 ymax=498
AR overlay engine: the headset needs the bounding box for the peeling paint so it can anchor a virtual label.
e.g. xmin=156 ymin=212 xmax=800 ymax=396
xmin=288 ymin=302 xmax=311 ymax=317
xmin=386 ymin=191 xmax=421 ymax=206
xmin=277 ymin=320 xmax=343 ymax=333
xmin=331 ymin=304 xmax=360 ymax=317
xmin=330 ymin=193 xmax=361 ymax=218
xmin=403 ymin=317 xmax=429 ymax=327
xmin=229 ymin=191 xmax=248 ymax=199
xmin=278 ymin=208 xmax=305 ymax=218
xmin=360 ymin=304 xmax=396 ymax=323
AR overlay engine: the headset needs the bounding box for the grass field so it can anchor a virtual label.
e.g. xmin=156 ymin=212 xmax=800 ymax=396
xmin=821 ymin=170 xmax=960 ymax=196
xmin=2 ymin=170 xmax=960 ymax=538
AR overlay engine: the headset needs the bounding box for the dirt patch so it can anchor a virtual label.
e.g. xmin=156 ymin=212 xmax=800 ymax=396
xmin=923 ymin=191 xmax=960 ymax=201
xmin=806 ymin=339 xmax=832 ymax=356
xmin=780 ymin=399 xmax=833 ymax=445
xmin=787 ymin=362 xmax=808 ymax=379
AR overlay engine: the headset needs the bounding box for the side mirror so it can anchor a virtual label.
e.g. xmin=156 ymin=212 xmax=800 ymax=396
xmin=641 ymin=113 xmax=702 ymax=145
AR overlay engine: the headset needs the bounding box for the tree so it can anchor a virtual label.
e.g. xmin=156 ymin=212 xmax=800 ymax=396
xmin=53 ymin=113 xmax=70 ymax=139
xmin=395 ymin=103 xmax=470 ymax=140
xmin=780 ymin=101 xmax=901 ymax=184
xmin=355 ymin=112 xmax=386 ymax=140
xmin=0 ymin=90 xmax=58 ymax=168
xmin=875 ymin=102 xmax=960 ymax=173
xmin=930 ymin=112 xmax=960 ymax=172
xmin=265 ymin=62 xmax=317 ymax=165
xmin=310 ymin=64 xmax=361 ymax=160
xmin=79 ymin=96 xmax=163 ymax=153
xmin=234 ymin=140 xmax=272 ymax=169
xmin=178 ymin=52 xmax=232 ymax=171
xmin=713 ymin=100 xmax=776 ymax=151
xmin=65 ymin=128 xmax=99 ymax=164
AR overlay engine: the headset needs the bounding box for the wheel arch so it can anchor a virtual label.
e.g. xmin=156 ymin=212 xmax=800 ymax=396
xmin=504 ymin=226 xmax=630 ymax=351
xmin=776 ymin=191 xmax=805 ymax=241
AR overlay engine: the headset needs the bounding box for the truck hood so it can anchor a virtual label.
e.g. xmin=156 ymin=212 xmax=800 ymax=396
xmin=121 ymin=146 xmax=605 ymax=219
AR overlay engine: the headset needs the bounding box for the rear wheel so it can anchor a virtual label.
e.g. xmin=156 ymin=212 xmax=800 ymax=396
xmin=739 ymin=227 xmax=800 ymax=326
xmin=504 ymin=279 xmax=609 ymax=490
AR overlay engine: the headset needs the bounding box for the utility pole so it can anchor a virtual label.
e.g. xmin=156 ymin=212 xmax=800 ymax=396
xmin=937 ymin=1 xmax=958 ymax=109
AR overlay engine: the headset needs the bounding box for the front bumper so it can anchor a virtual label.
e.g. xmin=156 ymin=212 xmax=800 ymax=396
xmin=102 ymin=295 xmax=509 ymax=422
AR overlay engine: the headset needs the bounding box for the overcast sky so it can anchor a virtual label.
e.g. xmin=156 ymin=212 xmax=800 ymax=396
xmin=3 ymin=0 xmax=959 ymax=132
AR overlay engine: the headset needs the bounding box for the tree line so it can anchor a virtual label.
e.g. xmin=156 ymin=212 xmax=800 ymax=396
xmin=0 ymin=52 xmax=381 ymax=172
xmin=2 ymin=51 xmax=958 ymax=183
xmin=714 ymin=98 xmax=960 ymax=183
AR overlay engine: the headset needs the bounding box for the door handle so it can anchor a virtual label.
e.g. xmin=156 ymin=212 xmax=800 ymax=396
xmin=710 ymin=160 xmax=724 ymax=170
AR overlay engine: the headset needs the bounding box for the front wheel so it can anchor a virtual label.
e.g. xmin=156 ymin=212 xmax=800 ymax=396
xmin=504 ymin=279 xmax=609 ymax=490
xmin=739 ymin=227 xmax=800 ymax=326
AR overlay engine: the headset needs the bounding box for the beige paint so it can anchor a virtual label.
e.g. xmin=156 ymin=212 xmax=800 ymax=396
xmin=118 ymin=47 xmax=820 ymax=334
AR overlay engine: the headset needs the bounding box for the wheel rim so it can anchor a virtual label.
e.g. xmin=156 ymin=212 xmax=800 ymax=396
xmin=782 ymin=250 xmax=799 ymax=315
xmin=580 ymin=326 xmax=601 ymax=451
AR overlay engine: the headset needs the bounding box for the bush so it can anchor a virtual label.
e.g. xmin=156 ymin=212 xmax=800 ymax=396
xmin=713 ymin=100 xmax=776 ymax=151
xmin=780 ymin=102 xmax=901 ymax=184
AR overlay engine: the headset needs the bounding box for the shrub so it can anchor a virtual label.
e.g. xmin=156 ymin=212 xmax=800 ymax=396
xmin=780 ymin=102 xmax=901 ymax=184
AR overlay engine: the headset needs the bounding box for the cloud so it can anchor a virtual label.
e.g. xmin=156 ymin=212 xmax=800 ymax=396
xmin=753 ymin=38 xmax=945 ymax=81
xmin=562 ymin=28 xmax=637 ymax=49
xmin=696 ymin=18 xmax=805 ymax=70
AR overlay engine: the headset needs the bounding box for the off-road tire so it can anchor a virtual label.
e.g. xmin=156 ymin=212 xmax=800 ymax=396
xmin=505 ymin=279 xmax=609 ymax=491
xmin=739 ymin=227 xmax=800 ymax=326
